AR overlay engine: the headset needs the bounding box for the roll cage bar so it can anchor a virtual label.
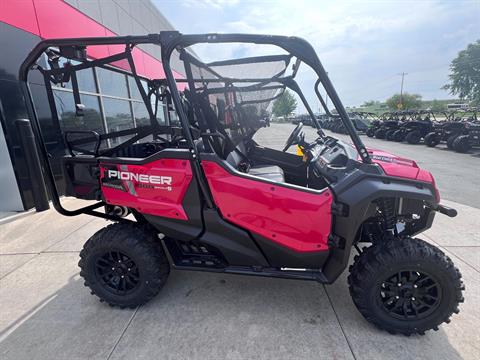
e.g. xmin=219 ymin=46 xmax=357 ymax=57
xmin=19 ymin=31 xmax=371 ymax=218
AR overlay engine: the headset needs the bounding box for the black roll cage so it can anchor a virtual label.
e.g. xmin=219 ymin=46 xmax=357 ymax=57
xmin=19 ymin=31 xmax=371 ymax=218
xmin=158 ymin=32 xmax=370 ymax=162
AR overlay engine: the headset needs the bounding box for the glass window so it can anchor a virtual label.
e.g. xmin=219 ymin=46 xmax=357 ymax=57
xmin=53 ymin=90 xmax=103 ymax=133
xmin=75 ymin=67 xmax=97 ymax=93
xmin=132 ymin=101 xmax=150 ymax=127
xmin=132 ymin=100 xmax=167 ymax=126
xmin=158 ymin=104 xmax=167 ymax=125
xmin=132 ymin=102 xmax=154 ymax=143
xmin=154 ymin=100 xmax=167 ymax=125
xmin=97 ymin=67 xmax=128 ymax=98
xmin=102 ymin=98 xmax=134 ymax=145
xmin=51 ymin=58 xmax=97 ymax=93
xmin=169 ymin=109 xmax=179 ymax=126
xmin=128 ymin=77 xmax=148 ymax=100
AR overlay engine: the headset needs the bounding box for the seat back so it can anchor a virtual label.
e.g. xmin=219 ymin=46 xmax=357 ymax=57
xmin=225 ymin=141 xmax=248 ymax=169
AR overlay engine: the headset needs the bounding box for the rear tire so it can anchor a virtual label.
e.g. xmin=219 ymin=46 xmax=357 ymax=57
xmin=424 ymin=132 xmax=439 ymax=147
xmin=375 ymin=129 xmax=387 ymax=139
xmin=79 ymin=223 xmax=170 ymax=308
xmin=386 ymin=130 xmax=396 ymax=141
xmin=348 ymin=237 xmax=464 ymax=335
xmin=405 ymin=131 xmax=421 ymax=144
xmin=447 ymin=134 xmax=458 ymax=149
xmin=393 ymin=130 xmax=405 ymax=142
xmin=453 ymin=135 xmax=471 ymax=153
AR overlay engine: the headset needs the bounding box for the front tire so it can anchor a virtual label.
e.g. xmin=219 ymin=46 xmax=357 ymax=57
xmin=405 ymin=130 xmax=421 ymax=144
xmin=348 ymin=237 xmax=464 ymax=335
xmin=424 ymin=132 xmax=439 ymax=147
xmin=453 ymin=135 xmax=471 ymax=153
xmin=79 ymin=223 xmax=170 ymax=308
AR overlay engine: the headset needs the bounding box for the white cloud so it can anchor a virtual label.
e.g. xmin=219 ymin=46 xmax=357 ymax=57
xmin=157 ymin=0 xmax=479 ymax=108
xmin=179 ymin=0 xmax=239 ymax=9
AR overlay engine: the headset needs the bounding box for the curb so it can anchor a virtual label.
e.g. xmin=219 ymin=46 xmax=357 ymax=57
xmin=0 ymin=209 xmax=35 ymax=225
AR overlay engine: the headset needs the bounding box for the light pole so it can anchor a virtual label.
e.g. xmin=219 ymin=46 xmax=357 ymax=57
xmin=325 ymin=71 xmax=329 ymax=112
xmin=398 ymin=72 xmax=408 ymax=109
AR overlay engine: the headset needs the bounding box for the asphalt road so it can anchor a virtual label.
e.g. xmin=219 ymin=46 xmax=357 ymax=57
xmin=255 ymin=123 xmax=480 ymax=209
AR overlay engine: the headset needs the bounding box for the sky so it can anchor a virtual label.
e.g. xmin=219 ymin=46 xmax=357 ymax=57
xmin=154 ymin=0 xmax=479 ymax=109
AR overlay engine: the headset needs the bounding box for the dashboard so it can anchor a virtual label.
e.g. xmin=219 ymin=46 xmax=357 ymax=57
xmin=307 ymin=137 xmax=358 ymax=183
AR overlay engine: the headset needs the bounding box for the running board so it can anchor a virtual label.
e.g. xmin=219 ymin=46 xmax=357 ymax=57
xmin=173 ymin=264 xmax=329 ymax=283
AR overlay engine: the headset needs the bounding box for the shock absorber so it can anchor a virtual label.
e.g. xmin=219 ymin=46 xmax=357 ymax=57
xmin=380 ymin=197 xmax=397 ymax=230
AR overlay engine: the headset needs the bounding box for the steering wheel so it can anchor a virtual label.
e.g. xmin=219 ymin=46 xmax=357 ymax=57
xmin=283 ymin=123 xmax=304 ymax=152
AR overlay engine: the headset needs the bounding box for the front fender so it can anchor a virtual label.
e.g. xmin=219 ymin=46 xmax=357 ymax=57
xmin=323 ymin=169 xmax=437 ymax=282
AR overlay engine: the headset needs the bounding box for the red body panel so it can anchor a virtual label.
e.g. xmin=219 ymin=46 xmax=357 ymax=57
xmin=202 ymin=161 xmax=333 ymax=252
xmin=367 ymin=148 xmax=440 ymax=201
xmin=368 ymin=149 xmax=421 ymax=178
xmin=100 ymin=159 xmax=192 ymax=220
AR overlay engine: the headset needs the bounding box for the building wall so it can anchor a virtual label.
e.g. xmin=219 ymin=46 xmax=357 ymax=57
xmin=0 ymin=114 xmax=24 ymax=212
xmin=0 ymin=22 xmax=45 ymax=211
xmin=0 ymin=0 xmax=183 ymax=211
xmin=63 ymin=0 xmax=183 ymax=71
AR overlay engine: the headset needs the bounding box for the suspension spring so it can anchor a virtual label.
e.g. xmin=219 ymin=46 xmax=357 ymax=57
xmin=380 ymin=197 xmax=397 ymax=230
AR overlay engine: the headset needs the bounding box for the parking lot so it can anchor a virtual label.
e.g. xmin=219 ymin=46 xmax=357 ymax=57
xmin=1 ymin=123 xmax=479 ymax=360
xmin=256 ymin=123 xmax=480 ymax=208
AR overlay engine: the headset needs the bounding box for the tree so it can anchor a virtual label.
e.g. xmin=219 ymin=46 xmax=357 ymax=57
xmin=272 ymin=90 xmax=297 ymax=119
xmin=386 ymin=93 xmax=422 ymax=110
xmin=362 ymin=100 xmax=381 ymax=107
xmin=443 ymin=40 xmax=480 ymax=105
xmin=429 ymin=99 xmax=447 ymax=112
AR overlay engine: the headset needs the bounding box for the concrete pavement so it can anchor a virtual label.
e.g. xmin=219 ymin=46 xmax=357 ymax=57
xmin=1 ymin=124 xmax=479 ymax=360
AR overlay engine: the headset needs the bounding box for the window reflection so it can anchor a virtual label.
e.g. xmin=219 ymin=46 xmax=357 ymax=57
xmin=53 ymin=91 xmax=103 ymax=133
xmin=52 ymin=59 xmax=97 ymax=93
xmin=97 ymin=67 xmax=128 ymax=98
xmin=132 ymin=101 xmax=150 ymax=127
xmin=128 ymin=77 xmax=148 ymax=100
xmin=103 ymin=98 xmax=134 ymax=145
xmin=49 ymin=65 xmax=163 ymax=149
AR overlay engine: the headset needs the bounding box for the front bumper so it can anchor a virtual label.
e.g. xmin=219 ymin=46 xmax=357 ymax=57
xmin=435 ymin=204 xmax=458 ymax=217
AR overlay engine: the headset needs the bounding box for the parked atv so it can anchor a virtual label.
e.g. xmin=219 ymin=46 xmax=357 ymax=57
xmin=344 ymin=112 xmax=374 ymax=134
xmin=375 ymin=112 xmax=403 ymax=140
xmin=424 ymin=110 xmax=476 ymax=151
xmin=366 ymin=118 xmax=382 ymax=137
xmin=20 ymin=32 xmax=464 ymax=336
xmin=425 ymin=112 xmax=461 ymax=148
xmin=392 ymin=110 xmax=435 ymax=144
xmin=451 ymin=110 xmax=480 ymax=153
xmin=293 ymin=114 xmax=314 ymax=127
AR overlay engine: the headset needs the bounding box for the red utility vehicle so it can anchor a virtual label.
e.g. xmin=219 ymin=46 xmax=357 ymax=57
xmin=19 ymin=32 xmax=464 ymax=335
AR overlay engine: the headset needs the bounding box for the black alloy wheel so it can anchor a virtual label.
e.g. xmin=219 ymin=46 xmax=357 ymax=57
xmin=95 ymin=250 xmax=140 ymax=295
xmin=379 ymin=270 xmax=440 ymax=320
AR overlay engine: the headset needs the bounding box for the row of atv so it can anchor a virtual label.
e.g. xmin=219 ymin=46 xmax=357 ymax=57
xmin=365 ymin=109 xmax=480 ymax=153
xmin=321 ymin=111 xmax=374 ymax=134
